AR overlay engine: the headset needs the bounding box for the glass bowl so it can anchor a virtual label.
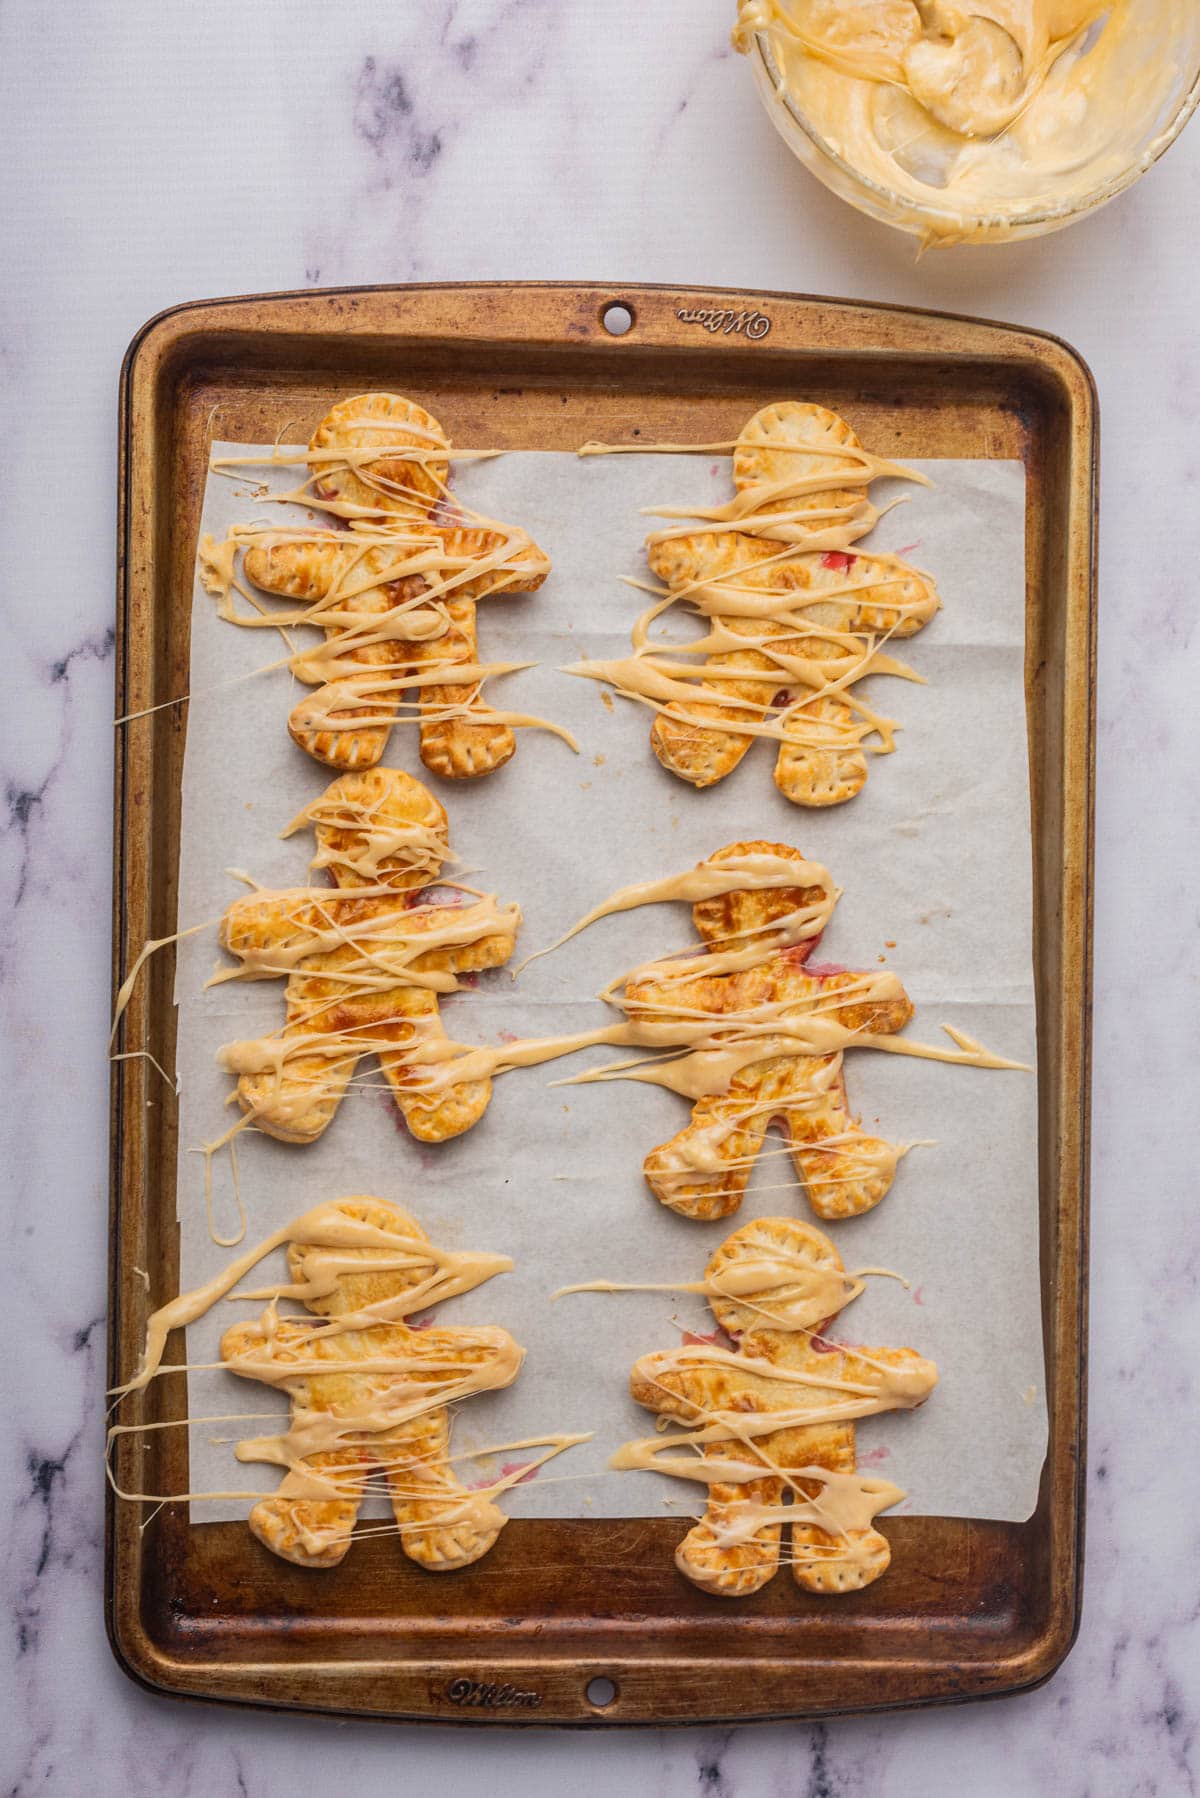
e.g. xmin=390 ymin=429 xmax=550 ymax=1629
xmin=743 ymin=12 xmax=1200 ymax=245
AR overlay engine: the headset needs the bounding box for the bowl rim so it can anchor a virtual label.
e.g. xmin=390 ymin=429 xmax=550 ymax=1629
xmin=751 ymin=22 xmax=1200 ymax=234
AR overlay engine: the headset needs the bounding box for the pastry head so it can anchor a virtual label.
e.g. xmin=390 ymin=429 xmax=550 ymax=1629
xmin=691 ymin=840 xmax=836 ymax=955
xmin=308 ymin=392 xmax=450 ymax=520
xmin=285 ymin=765 xmax=450 ymax=891
xmin=730 ymin=400 xmax=878 ymax=543
xmin=286 ymin=1196 xmax=511 ymax=1319
xmin=703 ymin=1215 xmax=863 ymax=1339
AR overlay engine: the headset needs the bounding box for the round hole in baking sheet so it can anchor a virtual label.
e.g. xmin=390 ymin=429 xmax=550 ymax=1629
xmin=601 ymin=302 xmax=634 ymax=337
xmin=585 ymin=1675 xmax=618 ymax=1707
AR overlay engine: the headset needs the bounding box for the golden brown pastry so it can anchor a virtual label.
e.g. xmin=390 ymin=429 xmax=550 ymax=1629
xmin=307 ymin=391 xmax=450 ymax=517
xmin=622 ymin=841 xmax=912 ymax=1221
xmin=647 ymin=529 xmax=938 ymax=803
xmin=614 ymin=1215 xmax=937 ymax=1596
xmin=216 ymin=766 xmax=519 ymax=1144
xmin=211 ymin=392 xmax=552 ymax=778
xmin=220 ymin=1195 xmax=524 ymax=1570
xmin=570 ymin=401 xmax=940 ymax=806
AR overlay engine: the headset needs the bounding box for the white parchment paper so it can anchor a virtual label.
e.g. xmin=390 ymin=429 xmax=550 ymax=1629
xmin=172 ymin=443 xmax=1045 ymax=1527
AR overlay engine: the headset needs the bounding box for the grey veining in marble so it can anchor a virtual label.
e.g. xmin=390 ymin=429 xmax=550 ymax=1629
xmin=1 ymin=1 xmax=1198 ymax=1793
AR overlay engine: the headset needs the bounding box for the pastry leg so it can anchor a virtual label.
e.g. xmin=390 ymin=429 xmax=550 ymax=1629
xmin=790 ymin=1509 xmax=891 ymax=1593
xmin=287 ymin=575 xmax=426 ymax=771
xmin=235 ymin=1040 xmax=358 ymax=1145
xmin=629 ymin=1354 xmax=784 ymax=1596
xmin=288 ymin=679 xmax=395 ymax=772
xmin=382 ymin=1408 xmax=507 ymax=1572
xmin=245 ymin=537 xmax=405 ymax=770
xmin=785 ymin=1432 xmax=890 ymax=1595
xmin=643 ymin=1089 xmax=772 ymax=1220
xmin=376 ymin=1003 xmax=494 ymax=1143
xmin=220 ymin=1317 xmax=371 ymax=1568
xmin=774 ymin=693 xmax=868 ymax=807
xmin=416 ymin=597 xmax=516 ymax=780
xmin=247 ymin=1450 xmax=369 ymax=1569
xmin=675 ymin=1462 xmax=783 ymax=1597
xmin=769 ymin=1411 xmax=889 ymax=1595
xmin=780 ymin=1348 xmax=913 ymax=1594
xmin=648 ymin=639 xmax=769 ymax=790
xmin=784 ymin=1063 xmax=899 ymax=1221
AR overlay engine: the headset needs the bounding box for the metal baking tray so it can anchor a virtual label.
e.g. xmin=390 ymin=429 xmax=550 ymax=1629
xmin=108 ymin=282 xmax=1095 ymax=1724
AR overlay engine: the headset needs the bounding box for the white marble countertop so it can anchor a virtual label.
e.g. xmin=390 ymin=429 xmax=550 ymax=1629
xmin=2 ymin=2 xmax=1197 ymax=1792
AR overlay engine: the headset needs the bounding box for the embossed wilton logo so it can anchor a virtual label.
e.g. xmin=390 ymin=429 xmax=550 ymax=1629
xmin=445 ymin=1676 xmax=542 ymax=1709
xmin=676 ymin=306 xmax=771 ymax=340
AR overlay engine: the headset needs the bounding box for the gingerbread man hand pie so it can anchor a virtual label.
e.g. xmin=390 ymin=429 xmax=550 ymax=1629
xmin=613 ymin=1216 xmax=937 ymax=1597
xmin=221 ymin=1196 xmax=524 ymax=1571
xmin=623 ymin=840 xmax=912 ymax=1223
xmin=216 ymin=766 xmax=518 ymax=1144
xmin=208 ymin=392 xmax=553 ymax=778
xmin=570 ymin=401 xmax=940 ymax=806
